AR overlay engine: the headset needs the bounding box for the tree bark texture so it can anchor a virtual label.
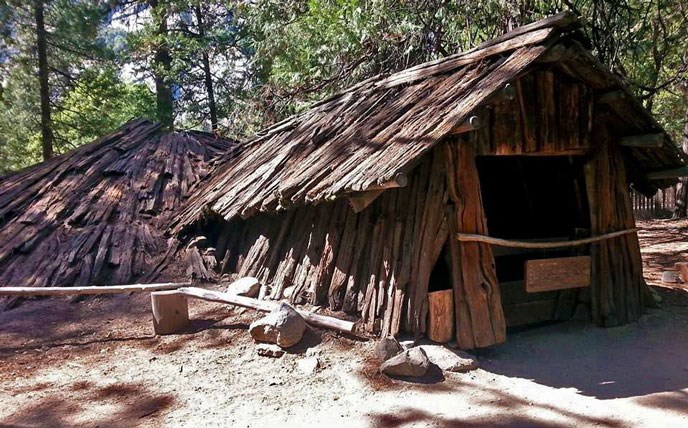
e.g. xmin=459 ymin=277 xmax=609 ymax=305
xmin=34 ymin=0 xmax=54 ymax=161
xmin=194 ymin=5 xmax=218 ymax=131
xmin=673 ymin=83 xmax=688 ymax=218
xmin=149 ymin=0 xmax=174 ymax=130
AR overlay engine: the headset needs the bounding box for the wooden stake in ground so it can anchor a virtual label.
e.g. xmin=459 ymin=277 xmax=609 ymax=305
xmin=151 ymin=291 xmax=190 ymax=335
xmin=427 ymin=289 xmax=454 ymax=343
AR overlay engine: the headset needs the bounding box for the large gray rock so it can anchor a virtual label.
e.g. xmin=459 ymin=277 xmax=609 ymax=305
xmin=226 ymin=277 xmax=261 ymax=298
xmin=375 ymin=336 xmax=403 ymax=361
xmin=418 ymin=345 xmax=478 ymax=373
xmin=380 ymin=347 xmax=430 ymax=377
xmin=249 ymin=302 xmax=307 ymax=348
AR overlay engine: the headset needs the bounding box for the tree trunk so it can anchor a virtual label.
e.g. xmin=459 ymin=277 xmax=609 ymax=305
xmin=194 ymin=5 xmax=218 ymax=131
xmin=149 ymin=0 xmax=174 ymax=130
xmin=34 ymin=0 xmax=54 ymax=161
xmin=673 ymin=83 xmax=688 ymax=218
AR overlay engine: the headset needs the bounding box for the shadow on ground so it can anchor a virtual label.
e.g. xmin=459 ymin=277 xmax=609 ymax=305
xmin=0 ymin=381 xmax=174 ymax=428
xmin=476 ymin=289 xmax=688 ymax=400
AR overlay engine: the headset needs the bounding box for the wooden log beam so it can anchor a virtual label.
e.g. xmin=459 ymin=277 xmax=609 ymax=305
xmin=645 ymin=167 xmax=688 ymax=180
xmin=371 ymin=172 xmax=409 ymax=190
xmin=456 ymin=228 xmax=638 ymax=249
xmin=176 ymin=287 xmax=356 ymax=333
xmin=450 ymin=115 xmax=481 ymax=135
xmin=339 ymin=173 xmax=409 ymax=198
xmin=619 ymin=133 xmax=664 ymax=148
xmin=0 ymin=282 xmax=192 ymax=296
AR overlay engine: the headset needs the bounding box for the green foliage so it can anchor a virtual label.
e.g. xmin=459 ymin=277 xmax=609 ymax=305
xmin=0 ymin=67 xmax=42 ymax=174
xmin=1 ymin=0 xmax=688 ymax=173
xmin=239 ymin=0 xmax=688 ymax=140
xmin=241 ymin=0 xmax=557 ymax=120
xmin=53 ymin=67 xmax=157 ymax=147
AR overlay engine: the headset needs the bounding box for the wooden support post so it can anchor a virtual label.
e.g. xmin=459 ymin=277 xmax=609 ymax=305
xmin=584 ymin=118 xmax=645 ymax=326
xmin=444 ymin=138 xmax=506 ymax=349
xmin=427 ymin=289 xmax=454 ymax=343
xmin=151 ymin=291 xmax=189 ymax=335
xmin=619 ymin=133 xmax=664 ymax=148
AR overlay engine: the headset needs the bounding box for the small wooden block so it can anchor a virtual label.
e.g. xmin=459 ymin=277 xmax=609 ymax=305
xmin=151 ymin=291 xmax=189 ymax=335
xmin=427 ymin=289 xmax=454 ymax=343
xmin=525 ymin=256 xmax=591 ymax=293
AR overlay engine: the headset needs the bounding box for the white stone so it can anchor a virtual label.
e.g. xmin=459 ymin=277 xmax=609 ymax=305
xmin=226 ymin=277 xmax=261 ymax=298
xmin=249 ymin=302 xmax=307 ymax=348
xmin=380 ymin=347 xmax=430 ymax=377
xmin=297 ymin=357 xmax=319 ymax=375
xmin=418 ymin=344 xmax=479 ymax=372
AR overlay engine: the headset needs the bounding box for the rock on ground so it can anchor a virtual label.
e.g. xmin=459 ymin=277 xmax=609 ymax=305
xmin=256 ymin=344 xmax=285 ymax=358
xmin=418 ymin=345 xmax=479 ymax=372
xmin=249 ymin=302 xmax=306 ymax=348
xmin=297 ymin=357 xmax=319 ymax=375
xmin=226 ymin=277 xmax=261 ymax=298
xmin=380 ymin=347 xmax=430 ymax=378
xmin=375 ymin=336 xmax=403 ymax=361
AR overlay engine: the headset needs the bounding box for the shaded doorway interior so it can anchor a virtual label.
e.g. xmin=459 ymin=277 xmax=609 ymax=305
xmin=475 ymin=155 xmax=592 ymax=328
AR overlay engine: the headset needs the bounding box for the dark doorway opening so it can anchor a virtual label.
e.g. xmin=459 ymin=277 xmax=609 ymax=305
xmin=475 ymin=156 xmax=591 ymax=328
xmin=428 ymin=244 xmax=452 ymax=292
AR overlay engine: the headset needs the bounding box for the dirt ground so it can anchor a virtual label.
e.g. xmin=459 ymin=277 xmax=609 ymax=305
xmin=1 ymin=220 xmax=688 ymax=427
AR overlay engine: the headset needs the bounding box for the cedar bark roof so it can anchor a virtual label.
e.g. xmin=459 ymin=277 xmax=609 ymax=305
xmin=169 ymin=12 xmax=685 ymax=230
xmin=0 ymin=119 xmax=234 ymax=301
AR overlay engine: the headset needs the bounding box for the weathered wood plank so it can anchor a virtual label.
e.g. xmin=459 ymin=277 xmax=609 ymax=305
xmin=525 ymin=256 xmax=591 ymax=293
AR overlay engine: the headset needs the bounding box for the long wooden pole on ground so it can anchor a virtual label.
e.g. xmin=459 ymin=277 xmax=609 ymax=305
xmin=176 ymin=287 xmax=356 ymax=333
xmin=0 ymin=282 xmax=192 ymax=296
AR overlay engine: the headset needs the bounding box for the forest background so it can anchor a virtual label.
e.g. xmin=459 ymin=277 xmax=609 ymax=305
xmin=0 ymin=0 xmax=686 ymax=180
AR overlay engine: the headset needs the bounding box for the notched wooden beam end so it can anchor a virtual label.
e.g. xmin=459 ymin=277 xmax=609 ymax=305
xmin=348 ymin=189 xmax=385 ymax=213
xmin=451 ymin=115 xmax=481 ymax=135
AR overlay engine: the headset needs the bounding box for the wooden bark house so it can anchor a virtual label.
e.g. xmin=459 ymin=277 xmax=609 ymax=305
xmin=171 ymin=13 xmax=687 ymax=349
xmin=0 ymin=119 xmax=234 ymax=308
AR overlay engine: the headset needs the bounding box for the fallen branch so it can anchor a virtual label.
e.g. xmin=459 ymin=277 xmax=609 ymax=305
xmin=0 ymin=282 xmax=192 ymax=296
xmin=176 ymin=287 xmax=356 ymax=333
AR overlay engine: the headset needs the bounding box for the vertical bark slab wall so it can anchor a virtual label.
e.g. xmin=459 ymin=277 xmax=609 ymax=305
xmin=445 ymin=137 xmax=506 ymax=349
xmin=584 ymin=117 xmax=644 ymax=326
xmin=212 ymin=150 xmax=448 ymax=338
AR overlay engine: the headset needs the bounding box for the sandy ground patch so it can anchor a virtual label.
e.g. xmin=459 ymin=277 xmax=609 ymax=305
xmin=1 ymin=220 xmax=688 ymax=427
